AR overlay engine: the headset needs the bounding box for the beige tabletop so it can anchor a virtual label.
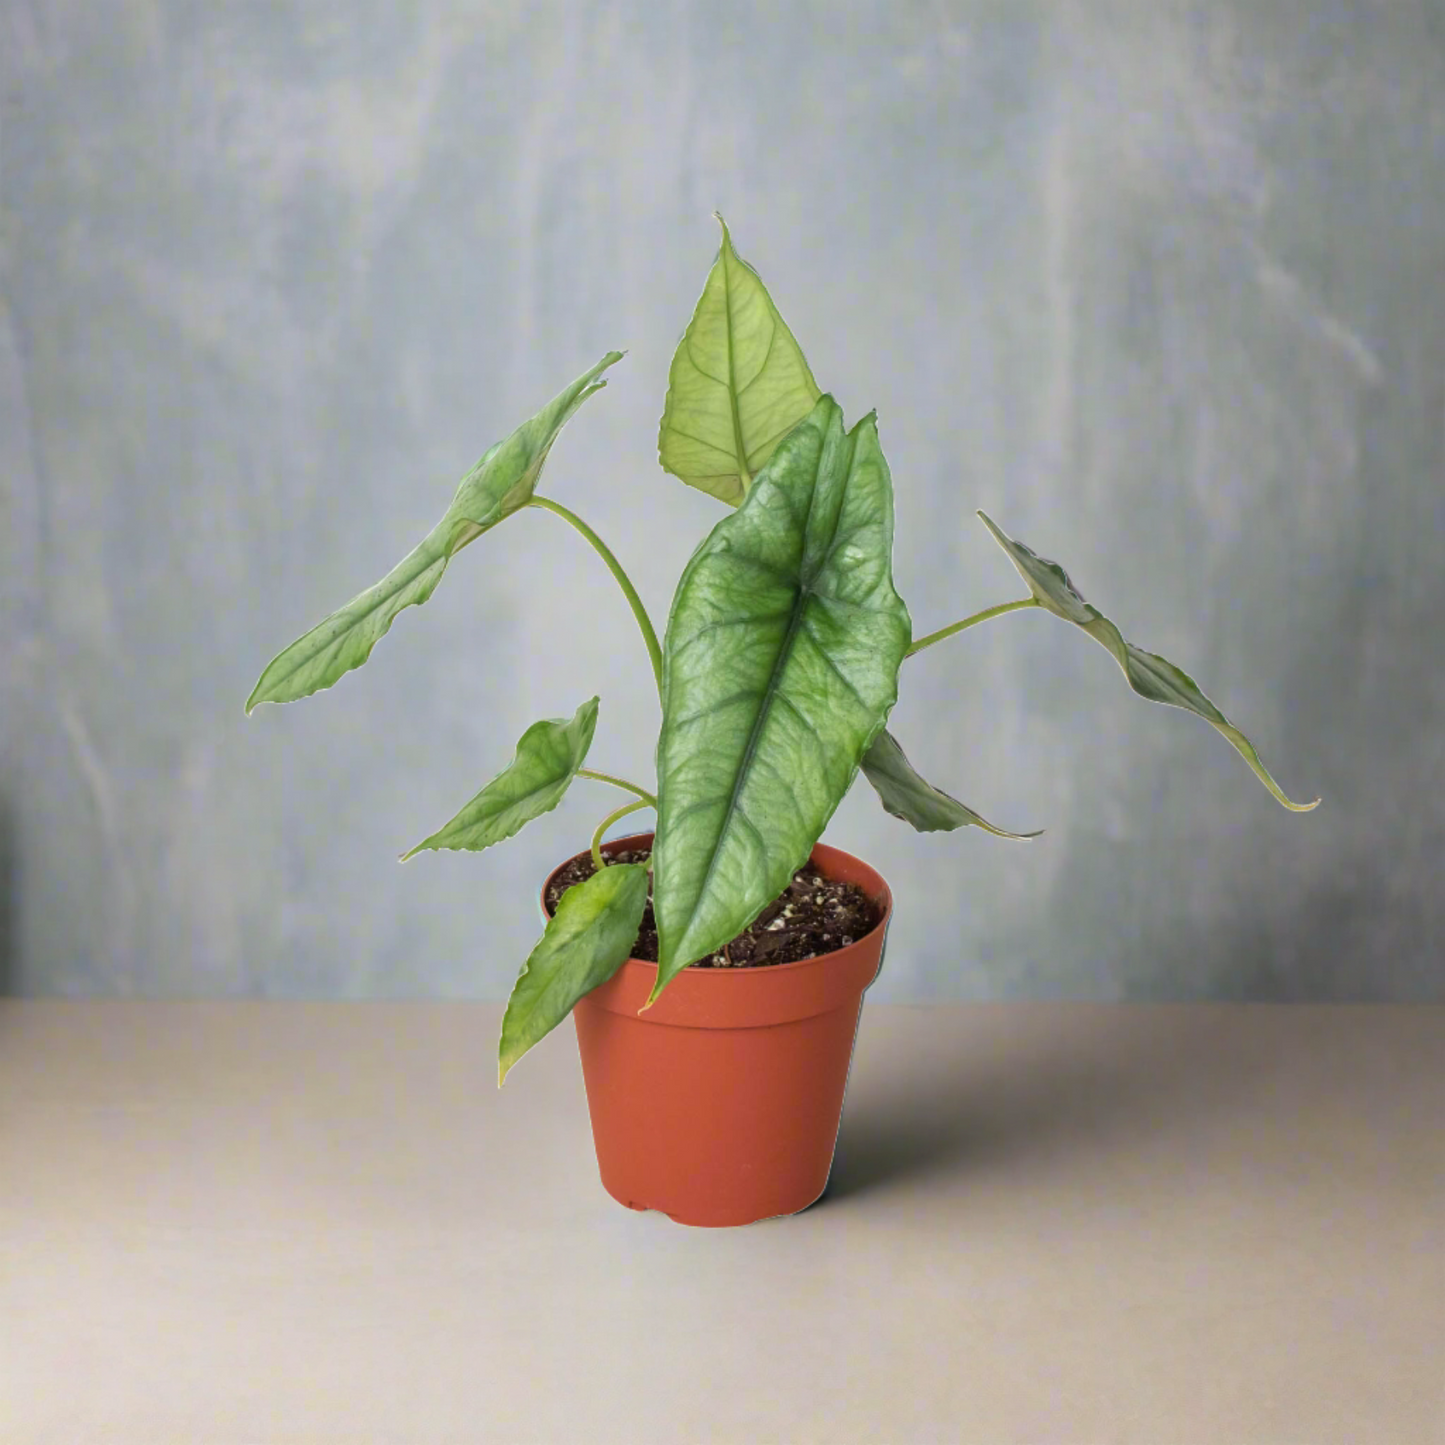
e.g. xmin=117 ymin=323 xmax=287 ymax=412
xmin=1 ymin=1000 xmax=1441 ymax=1445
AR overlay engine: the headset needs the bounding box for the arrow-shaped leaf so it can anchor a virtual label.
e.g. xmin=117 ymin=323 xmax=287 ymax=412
xmin=498 ymin=861 xmax=648 ymax=1087
xmin=976 ymin=511 xmax=1320 ymax=812
xmin=400 ymin=697 xmax=600 ymax=861
xmin=657 ymin=213 xmax=822 ymax=507
xmin=860 ymin=729 xmax=1042 ymax=840
xmin=245 ymin=351 xmax=624 ymax=712
xmin=649 ymin=394 xmax=913 ymax=1009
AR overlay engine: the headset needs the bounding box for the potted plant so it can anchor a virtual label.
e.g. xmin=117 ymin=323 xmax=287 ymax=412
xmin=246 ymin=215 xmax=1319 ymax=1228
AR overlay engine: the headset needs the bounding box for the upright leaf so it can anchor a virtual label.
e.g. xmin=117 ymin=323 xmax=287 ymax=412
xmin=976 ymin=511 xmax=1320 ymax=812
xmin=245 ymin=351 xmax=624 ymax=711
xmin=400 ymin=697 xmax=600 ymax=861
xmin=657 ymin=213 xmax=821 ymax=507
xmin=649 ymin=394 xmax=912 ymax=1009
xmin=498 ymin=862 xmax=649 ymax=1087
xmin=860 ymin=729 xmax=1042 ymax=840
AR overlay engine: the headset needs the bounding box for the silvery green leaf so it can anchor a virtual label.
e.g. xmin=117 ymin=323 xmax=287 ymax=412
xmin=400 ymin=698 xmax=599 ymax=861
xmin=246 ymin=351 xmax=623 ymax=711
xmin=861 ymin=729 xmax=1041 ymax=839
xmin=649 ymin=394 xmax=912 ymax=1008
xmin=498 ymin=862 xmax=648 ymax=1086
xmin=976 ymin=511 xmax=1320 ymax=812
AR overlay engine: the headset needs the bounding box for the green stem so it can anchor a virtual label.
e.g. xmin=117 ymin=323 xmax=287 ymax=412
xmin=577 ymin=770 xmax=657 ymax=807
xmin=527 ymin=496 xmax=664 ymax=703
xmin=905 ymin=597 xmax=1040 ymax=658
xmin=590 ymin=798 xmax=653 ymax=871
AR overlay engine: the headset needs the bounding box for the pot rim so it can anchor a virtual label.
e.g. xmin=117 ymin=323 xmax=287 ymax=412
xmin=538 ymin=830 xmax=893 ymax=974
xmin=545 ymin=830 xmax=893 ymax=1027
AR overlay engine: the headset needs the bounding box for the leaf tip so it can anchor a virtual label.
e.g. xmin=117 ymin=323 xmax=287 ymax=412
xmin=974 ymin=511 xmax=1015 ymax=554
xmin=846 ymin=406 xmax=880 ymax=443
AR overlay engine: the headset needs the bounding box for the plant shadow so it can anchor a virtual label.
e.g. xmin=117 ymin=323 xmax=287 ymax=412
xmin=814 ymin=910 xmax=1332 ymax=1208
xmin=816 ymin=1013 xmax=1238 ymax=1206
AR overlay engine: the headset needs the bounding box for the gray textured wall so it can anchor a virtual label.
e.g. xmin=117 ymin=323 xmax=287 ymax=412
xmin=3 ymin=0 xmax=1442 ymax=1002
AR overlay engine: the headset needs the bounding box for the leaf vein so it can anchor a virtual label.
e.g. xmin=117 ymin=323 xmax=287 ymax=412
xmin=682 ymin=597 xmax=809 ymax=949
xmin=683 ymin=335 xmax=730 ymax=388
xmin=734 ymin=320 xmax=778 ymax=397
xmin=661 ymin=424 xmax=736 ymax=459
xmin=800 ymin=618 xmax=871 ymax=712
xmin=674 ymin=610 xmax=794 ymax=650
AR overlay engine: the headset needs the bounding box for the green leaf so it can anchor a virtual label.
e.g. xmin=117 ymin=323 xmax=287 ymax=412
xmin=245 ymin=351 xmax=625 ymax=712
xmin=657 ymin=213 xmax=822 ymax=507
xmin=975 ymin=511 xmax=1320 ymax=812
xmin=648 ymin=394 xmax=913 ymax=1009
xmin=860 ymin=729 xmax=1042 ymax=840
xmin=498 ymin=862 xmax=648 ymax=1087
xmin=399 ymin=697 xmax=600 ymax=862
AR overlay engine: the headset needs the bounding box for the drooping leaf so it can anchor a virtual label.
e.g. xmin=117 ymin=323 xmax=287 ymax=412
xmin=657 ymin=213 xmax=822 ymax=507
xmin=400 ymin=697 xmax=600 ymax=862
xmin=648 ymin=394 xmax=913 ymax=1009
xmin=498 ymin=862 xmax=648 ymax=1087
xmin=976 ymin=511 xmax=1320 ymax=812
xmin=245 ymin=351 xmax=625 ymax=712
xmin=860 ymin=729 xmax=1042 ymax=840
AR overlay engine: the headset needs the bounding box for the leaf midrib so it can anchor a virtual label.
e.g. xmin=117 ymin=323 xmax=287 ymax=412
xmin=669 ymin=440 xmax=841 ymax=960
xmin=721 ymin=241 xmax=751 ymax=487
xmin=676 ymin=590 xmax=809 ymax=958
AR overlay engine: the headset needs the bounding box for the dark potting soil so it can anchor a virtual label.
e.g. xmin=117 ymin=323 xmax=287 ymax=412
xmin=543 ymin=846 xmax=883 ymax=968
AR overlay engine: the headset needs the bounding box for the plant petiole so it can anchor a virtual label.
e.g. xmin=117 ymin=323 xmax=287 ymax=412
xmin=591 ymin=798 xmax=654 ymax=872
xmin=527 ymin=497 xmax=664 ymax=703
xmin=904 ymin=597 xmax=1039 ymax=657
xmin=577 ymin=769 xmax=657 ymax=806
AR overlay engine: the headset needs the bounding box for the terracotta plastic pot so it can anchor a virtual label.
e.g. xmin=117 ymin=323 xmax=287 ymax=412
xmin=540 ymin=831 xmax=892 ymax=1228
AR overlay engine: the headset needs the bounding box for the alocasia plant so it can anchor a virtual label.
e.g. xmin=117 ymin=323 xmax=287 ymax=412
xmin=246 ymin=213 xmax=1319 ymax=1087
